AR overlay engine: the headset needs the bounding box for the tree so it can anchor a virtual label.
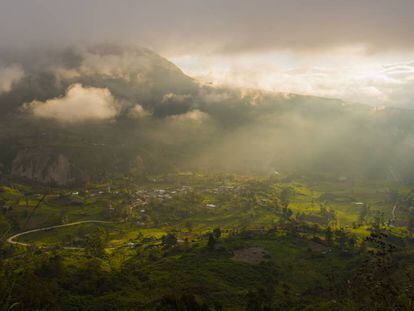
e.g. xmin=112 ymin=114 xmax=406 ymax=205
xmin=162 ymin=233 xmax=178 ymax=249
xmin=320 ymin=205 xmax=337 ymax=226
xmin=280 ymin=187 xmax=294 ymax=208
xmin=325 ymin=226 xmax=333 ymax=243
xmin=212 ymin=227 xmax=221 ymax=240
xmin=358 ymin=204 xmax=370 ymax=225
xmin=207 ymin=233 xmax=216 ymax=251
xmin=335 ymin=229 xmax=348 ymax=249
xmin=185 ymin=221 xmax=193 ymax=233
xmin=85 ymin=228 xmax=107 ymax=257
xmin=157 ymin=293 xmax=210 ymax=311
xmin=281 ymin=206 xmax=293 ymax=221
xmin=372 ymin=211 xmax=385 ymax=229
xmin=346 ymin=231 xmax=410 ymax=310
xmin=37 ymin=254 xmax=64 ymax=278
xmin=245 ymin=290 xmax=261 ymax=311
xmin=245 ymin=285 xmax=277 ymax=311
xmin=407 ymin=211 xmax=414 ymax=236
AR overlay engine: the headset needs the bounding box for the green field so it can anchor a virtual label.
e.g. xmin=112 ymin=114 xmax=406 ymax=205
xmin=1 ymin=174 xmax=414 ymax=310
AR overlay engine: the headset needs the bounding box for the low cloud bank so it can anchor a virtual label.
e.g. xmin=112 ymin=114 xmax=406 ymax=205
xmin=2 ymin=45 xmax=414 ymax=182
xmin=0 ymin=64 xmax=24 ymax=94
xmin=26 ymin=83 xmax=119 ymax=123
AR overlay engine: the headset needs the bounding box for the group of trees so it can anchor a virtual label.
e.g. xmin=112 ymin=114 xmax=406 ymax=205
xmin=207 ymin=228 xmax=221 ymax=250
xmin=85 ymin=228 xmax=108 ymax=257
xmin=319 ymin=204 xmax=337 ymax=225
xmin=1 ymin=221 xmax=413 ymax=310
xmin=2 ymin=178 xmax=414 ymax=310
xmin=162 ymin=233 xmax=178 ymax=249
xmin=328 ymin=231 xmax=414 ymax=310
xmin=161 ymin=227 xmax=223 ymax=251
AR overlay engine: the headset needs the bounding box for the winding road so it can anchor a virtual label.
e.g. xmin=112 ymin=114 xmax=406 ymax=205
xmin=7 ymin=220 xmax=113 ymax=247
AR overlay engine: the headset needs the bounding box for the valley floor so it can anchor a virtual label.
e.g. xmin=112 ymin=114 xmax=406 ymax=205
xmin=1 ymin=173 xmax=414 ymax=310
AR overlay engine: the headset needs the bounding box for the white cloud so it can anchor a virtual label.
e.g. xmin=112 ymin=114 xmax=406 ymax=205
xmin=27 ymin=83 xmax=119 ymax=122
xmin=173 ymin=50 xmax=414 ymax=107
xmin=128 ymin=104 xmax=150 ymax=118
xmin=162 ymin=93 xmax=192 ymax=104
xmin=168 ymin=109 xmax=209 ymax=123
xmin=0 ymin=64 xmax=24 ymax=94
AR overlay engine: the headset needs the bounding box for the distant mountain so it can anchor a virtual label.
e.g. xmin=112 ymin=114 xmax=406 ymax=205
xmin=1 ymin=45 xmax=414 ymax=185
xmin=0 ymin=44 xmax=197 ymax=117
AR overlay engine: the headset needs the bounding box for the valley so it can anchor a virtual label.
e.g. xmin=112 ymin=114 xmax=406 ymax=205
xmin=1 ymin=173 xmax=414 ymax=310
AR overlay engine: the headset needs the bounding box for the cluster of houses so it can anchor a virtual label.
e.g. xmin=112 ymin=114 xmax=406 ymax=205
xmin=132 ymin=188 xmax=177 ymax=205
xmin=128 ymin=185 xmax=228 ymax=213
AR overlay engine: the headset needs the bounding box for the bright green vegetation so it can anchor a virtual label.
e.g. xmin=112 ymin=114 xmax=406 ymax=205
xmin=1 ymin=173 xmax=414 ymax=310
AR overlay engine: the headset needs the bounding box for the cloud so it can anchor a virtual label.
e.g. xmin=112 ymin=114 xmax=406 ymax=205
xmin=168 ymin=109 xmax=209 ymax=123
xmin=0 ymin=64 xmax=24 ymax=93
xmin=27 ymin=83 xmax=119 ymax=122
xmin=152 ymin=93 xmax=194 ymax=118
xmin=0 ymin=0 xmax=413 ymax=55
xmin=175 ymin=52 xmax=414 ymax=107
xmin=128 ymin=104 xmax=150 ymax=119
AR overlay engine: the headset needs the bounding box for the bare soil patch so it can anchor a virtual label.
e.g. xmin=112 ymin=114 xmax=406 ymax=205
xmin=231 ymin=247 xmax=267 ymax=265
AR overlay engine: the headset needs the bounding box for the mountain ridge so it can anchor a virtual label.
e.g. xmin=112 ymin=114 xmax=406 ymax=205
xmin=1 ymin=46 xmax=414 ymax=185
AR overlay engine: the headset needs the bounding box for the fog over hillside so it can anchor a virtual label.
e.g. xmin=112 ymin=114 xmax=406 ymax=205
xmin=3 ymin=3 xmax=414 ymax=310
xmin=1 ymin=45 xmax=414 ymax=185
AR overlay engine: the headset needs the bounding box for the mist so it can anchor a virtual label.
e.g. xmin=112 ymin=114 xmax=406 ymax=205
xmin=3 ymin=3 xmax=414 ymax=310
xmin=1 ymin=45 xmax=414 ymax=185
xmin=1 ymin=0 xmax=414 ymax=54
xmin=0 ymin=64 xmax=24 ymax=94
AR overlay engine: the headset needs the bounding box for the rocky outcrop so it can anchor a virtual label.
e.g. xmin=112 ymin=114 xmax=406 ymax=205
xmin=11 ymin=148 xmax=87 ymax=186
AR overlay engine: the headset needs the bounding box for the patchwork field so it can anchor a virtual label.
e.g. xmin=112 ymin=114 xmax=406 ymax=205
xmin=1 ymin=174 xmax=414 ymax=310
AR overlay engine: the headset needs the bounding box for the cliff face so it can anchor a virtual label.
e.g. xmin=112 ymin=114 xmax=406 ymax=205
xmin=11 ymin=149 xmax=87 ymax=186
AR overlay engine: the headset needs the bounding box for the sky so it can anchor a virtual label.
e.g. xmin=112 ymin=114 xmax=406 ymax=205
xmin=1 ymin=0 xmax=414 ymax=106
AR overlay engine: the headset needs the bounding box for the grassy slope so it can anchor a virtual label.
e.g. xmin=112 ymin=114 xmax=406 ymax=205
xmin=1 ymin=175 xmax=412 ymax=309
